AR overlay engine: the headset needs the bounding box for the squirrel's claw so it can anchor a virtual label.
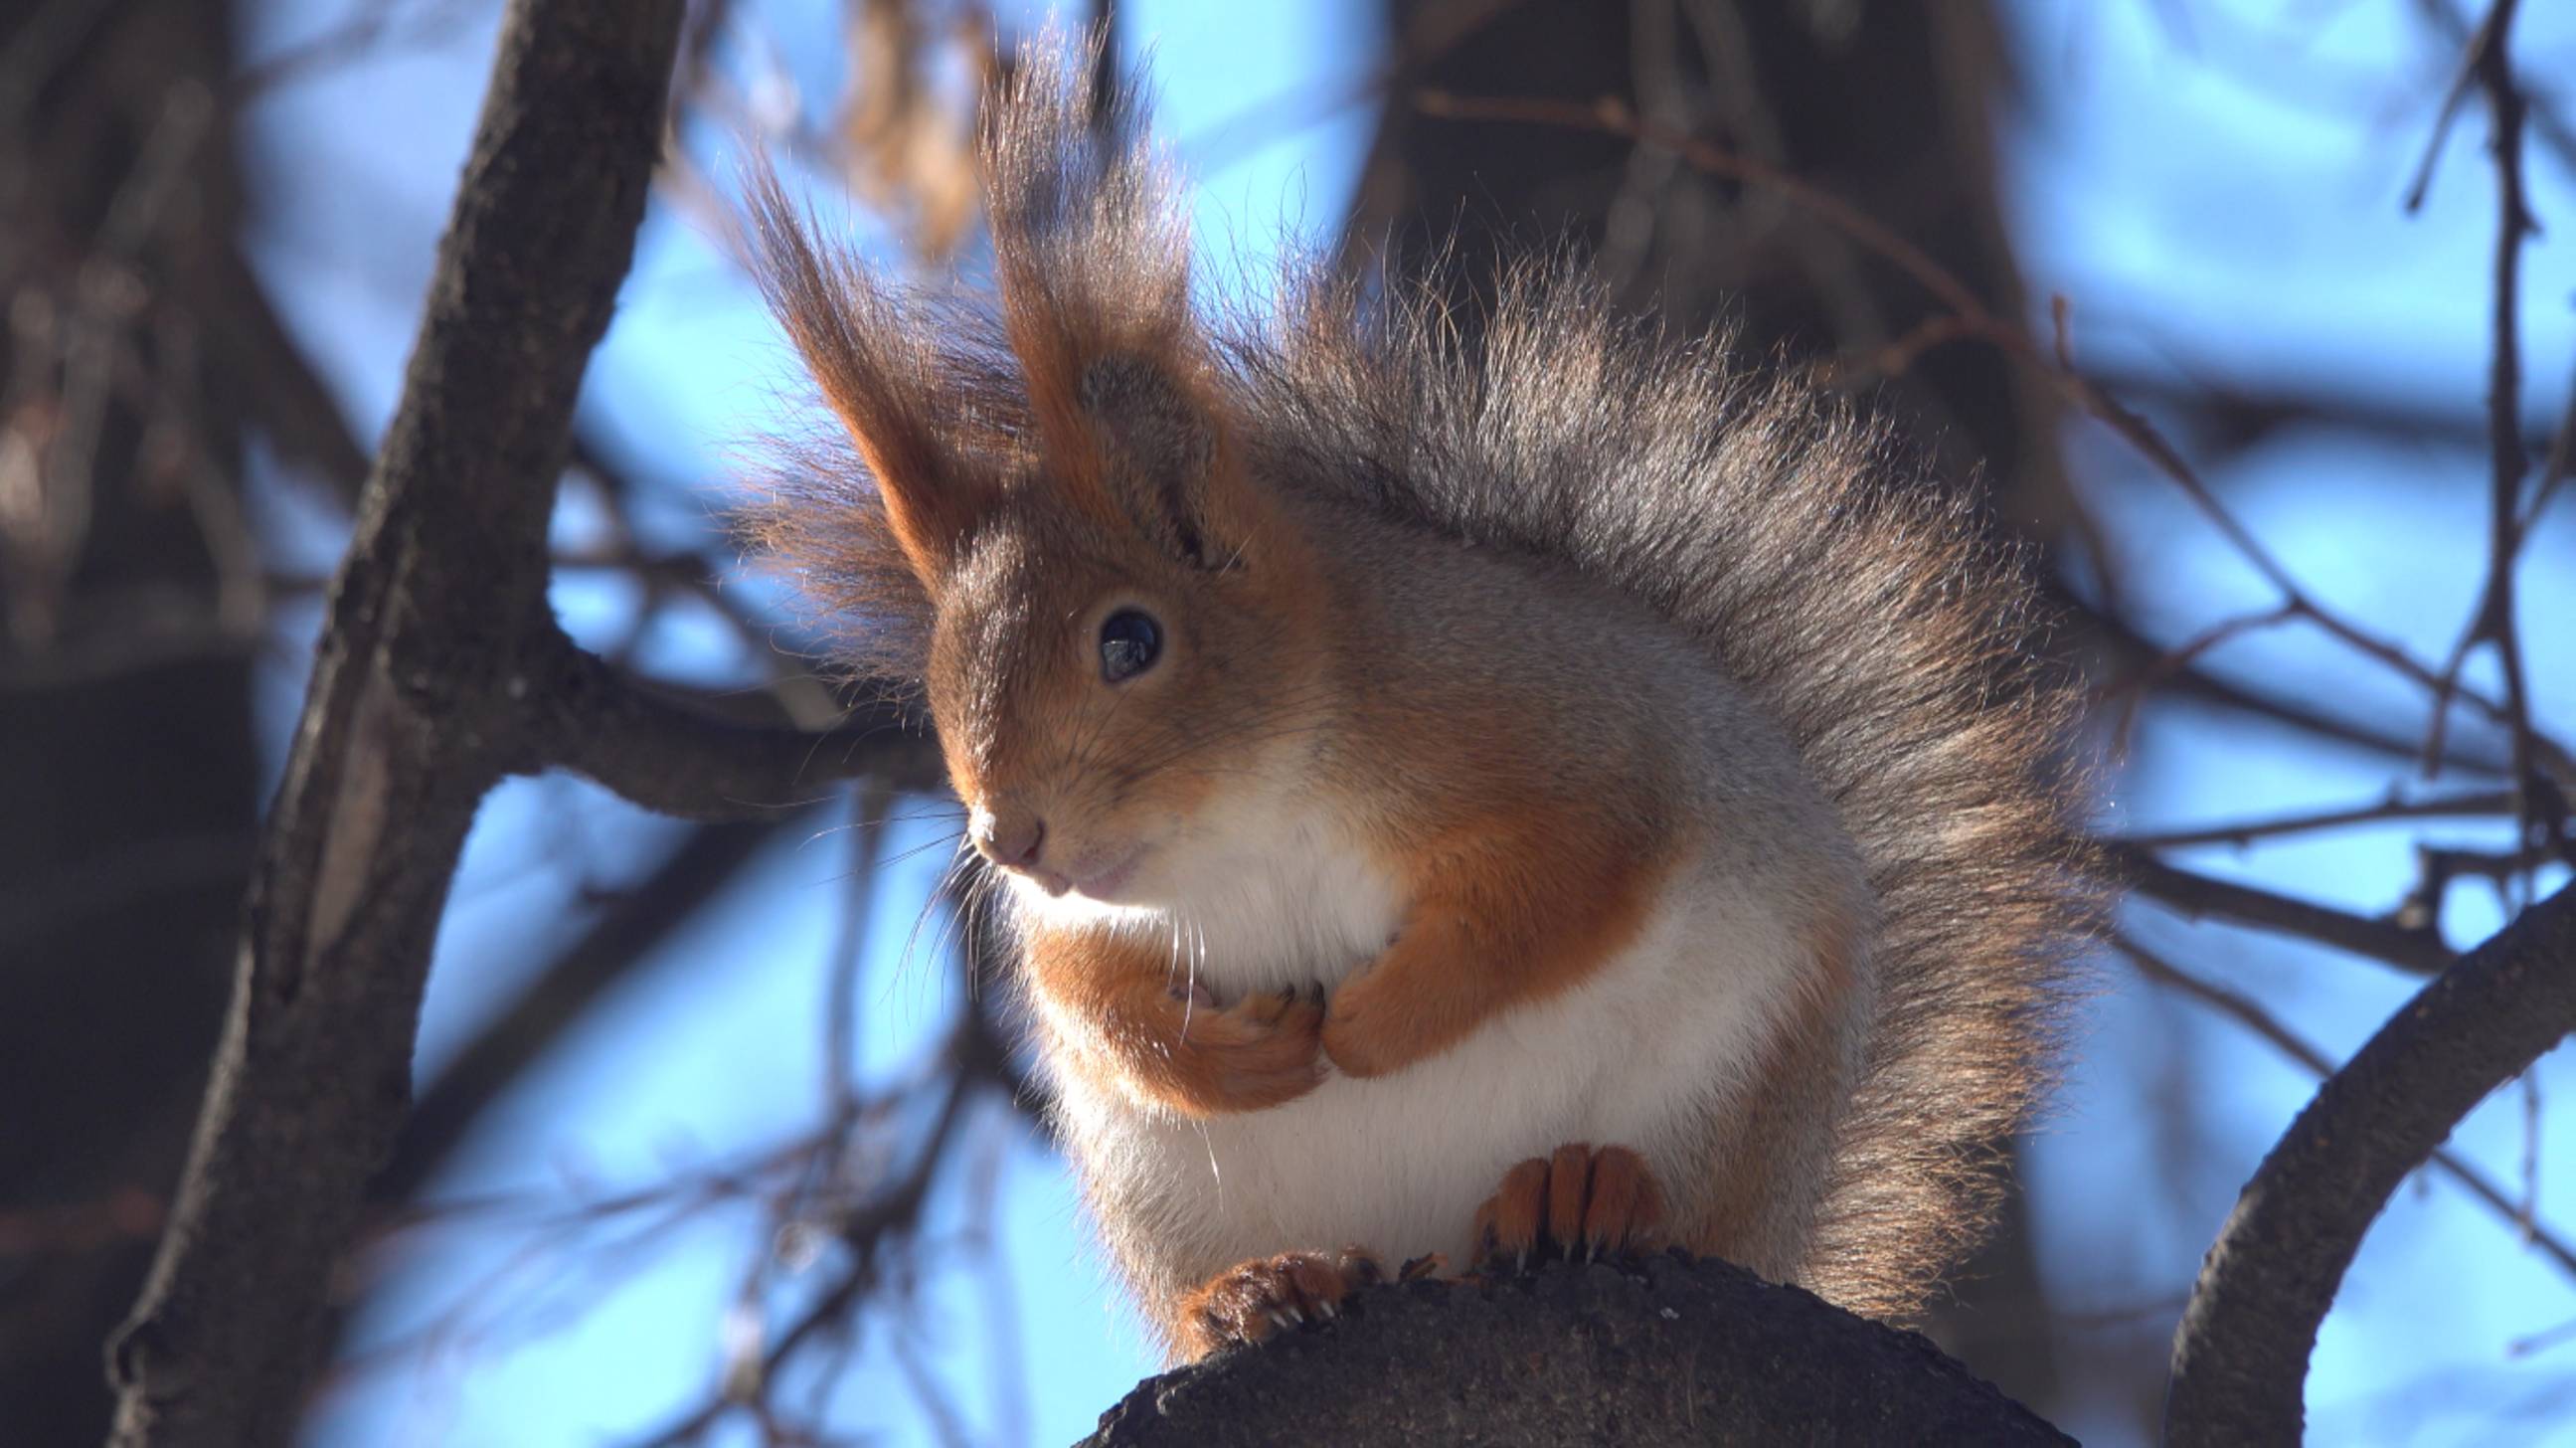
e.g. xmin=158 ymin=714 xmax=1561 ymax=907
xmin=1173 ymin=1247 xmax=1383 ymax=1359
xmin=1468 ymin=1143 xmax=1666 ymax=1274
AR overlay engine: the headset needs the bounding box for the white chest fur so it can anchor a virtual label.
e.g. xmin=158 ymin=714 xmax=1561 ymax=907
xmin=1026 ymin=803 xmax=1813 ymax=1308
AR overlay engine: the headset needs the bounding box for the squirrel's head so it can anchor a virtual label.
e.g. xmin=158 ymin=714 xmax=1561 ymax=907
xmin=917 ymin=356 xmax=1330 ymax=911
xmin=744 ymin=41 xmax=1335 ymax=912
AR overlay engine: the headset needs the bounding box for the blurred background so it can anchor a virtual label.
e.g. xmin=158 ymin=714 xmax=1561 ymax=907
xmin=4 ymin=1 xmax=2573 ymax=1444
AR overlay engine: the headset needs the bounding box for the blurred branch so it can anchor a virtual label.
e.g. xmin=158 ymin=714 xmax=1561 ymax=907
xmin=2116 ymin=935 xmax=2576 ymax=1281
xmin=526 ymin=625 xmax=941 ymax=821
xmin=105 ymin=3 xmax=686 ymax=1442
xmin=232 ymin=0 xmax=492 ymax=98
xmin=1413 ymin=87 xmax=2576 ymax=783
xmin=2116 ymin=790 xmax=2516 ymax=850
xmin=208 ymin=243 xmax=375 ymax=507
xmin=0 ymin=0 xmax=118 ymax=126
xmin=375 ymin=814 xmax=813 ymax=1204
xmin=2163 ymin=877 xmax=2576 ymax=1445
xmin=2106 ymin=843 xmax=2456 ymax=976
xmin=627 ymin=1026 xmax=995 ymax=1448
xmin=564 ymin=429 xmax=852 ymax=730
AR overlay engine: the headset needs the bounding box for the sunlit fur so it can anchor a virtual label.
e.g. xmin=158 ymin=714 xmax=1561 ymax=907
xmin=743 ymin=36 xmax=2093 ymax=1355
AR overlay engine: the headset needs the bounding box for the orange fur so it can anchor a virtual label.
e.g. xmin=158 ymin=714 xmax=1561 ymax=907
xmin=1322 ymin=806 xmax=1672 ymax=1078
xmin=739 ymin=163 xmax=1001 ymax=589
xmin=1025 ymin=923 xmax=1325 ymax=1118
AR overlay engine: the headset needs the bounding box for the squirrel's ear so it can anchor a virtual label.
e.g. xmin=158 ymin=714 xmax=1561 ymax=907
xmin=742 ymin=162 xmax=995 ymax=588
xmin=1072 ymin=353 xmax=1265 ymax=569
xmin=981 ymin=38 xmax=1269 ymax=568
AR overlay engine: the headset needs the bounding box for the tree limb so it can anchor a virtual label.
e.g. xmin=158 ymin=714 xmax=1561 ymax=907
xmin=2163 ymin=878 xmax=2576 ymax=1446
xmin=2106 ymin=842 xmax=2455 ymax=976
xmin=1082 ymin=1255 xmax=2071 ymax=1448
xmin=527 ymin=625 xmax=943 ymax=820
xmin=104 ymin=2 xmax=685 ymax=1442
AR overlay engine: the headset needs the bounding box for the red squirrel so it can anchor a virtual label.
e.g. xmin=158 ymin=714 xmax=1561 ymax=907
xmin=742 ymin=39 xmax=2089 ymax=1361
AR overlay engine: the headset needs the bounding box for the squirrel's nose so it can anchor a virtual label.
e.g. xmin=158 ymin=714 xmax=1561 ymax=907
xmin=969 ymin=803 xmax=1047 ymax=871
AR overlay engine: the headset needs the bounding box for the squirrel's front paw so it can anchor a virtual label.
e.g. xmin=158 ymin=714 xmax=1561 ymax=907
xmin=1138 ymin=987 xmax=1324 ymax=1117
xmin=1317 ymin=971 xmax=1409 ymax=1078
xmin=1469 ymin=1142 xmax=1666 ymax=1272
xmin=1173 ymin=1248 xmax=1383 ymax=1358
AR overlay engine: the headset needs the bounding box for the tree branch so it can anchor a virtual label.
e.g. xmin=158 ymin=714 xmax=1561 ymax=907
xmin=2117 ymin=934 xmax=2576 ymax=1282
xmin=104 ymin=2 xmax=685 ymax=1442
xmin=2163 ymin=878 xmax=2576 ymax=1445
xmin=526 ymin=626 xmax=943 ymax=820
xmin=2106 ymin=842 xmax=2456 ymax=976
xmin=1082 ymin=1256 xmax=2071 ymax=1447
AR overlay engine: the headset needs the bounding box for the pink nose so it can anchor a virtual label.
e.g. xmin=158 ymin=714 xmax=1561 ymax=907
xmin=971 ymin=804 xmax=1046 ymax=871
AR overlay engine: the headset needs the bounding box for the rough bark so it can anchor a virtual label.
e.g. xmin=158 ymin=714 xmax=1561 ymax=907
xmin=1082 ymin=1256 xmax=2070 ymax=1448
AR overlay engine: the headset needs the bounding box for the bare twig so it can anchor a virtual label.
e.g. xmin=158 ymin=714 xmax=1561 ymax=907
xmin=1413 ymin=88 xmax=2574 ymax=779
xmin=2117 ymin=790 xmax=2517 ymax=850
xmin=626 ymin=1044 xmax=987 ymax=1448
xmin=2414 ymin=0 xmax=2547 ymax=913
xmin=2116 ymin=936 xmax=2576 ymax=1280
xmin=2106 ymin=843 xmax=2455 ymax=976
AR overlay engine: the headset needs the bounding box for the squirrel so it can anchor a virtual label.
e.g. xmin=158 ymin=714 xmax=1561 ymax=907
xmin=740 ymin=38 xmax=2091 ymax=1362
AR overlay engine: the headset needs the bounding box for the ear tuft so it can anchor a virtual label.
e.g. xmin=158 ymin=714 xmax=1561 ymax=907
xmin=977 ymin=35 xmax=1280 ymax=569
xmin=739 ymin=156 xmax=999 ymax=589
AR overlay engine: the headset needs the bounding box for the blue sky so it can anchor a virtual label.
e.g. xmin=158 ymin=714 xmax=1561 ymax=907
xmin=229 ymin=3 xmax=2575 ymax=1445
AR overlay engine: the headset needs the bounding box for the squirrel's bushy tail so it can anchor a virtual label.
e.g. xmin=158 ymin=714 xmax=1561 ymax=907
xmin=1237 ymin=260 xmax=2096 ymax=1320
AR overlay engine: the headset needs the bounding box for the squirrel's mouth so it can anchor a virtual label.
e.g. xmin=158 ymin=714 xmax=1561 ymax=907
xmin=1068 ymin=845 xmax=1147 ymax=902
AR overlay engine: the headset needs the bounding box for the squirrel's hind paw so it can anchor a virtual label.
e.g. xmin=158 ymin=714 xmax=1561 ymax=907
xmin=1173 ymin=1247 xmax=1384 ymax=1358
xmin=1469 ymin=1142 xmax=1666 ymax=1274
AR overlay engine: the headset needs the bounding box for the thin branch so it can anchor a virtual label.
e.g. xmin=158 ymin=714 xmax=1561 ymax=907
xmin=625 ymin=1041 xmax=988 ymax=1448
xmin=374 ymin=815 xmax=814 ymax=1205
xmin=2163 ymin=878 xmax=2576 ymax=1445
xmin=2117 ymin=791 xmax=2517 ymax=850
xmin=2419 ymin=1 xmax=2542 ymax=841
xmin=2116 ymin=935 xmax=2576 ymax=1280
xmin=2106 ymin=843 xmax=2456 ymax=976
xmin=526 ymin=627 xmax=942 ymax=821
xmin=1414 ymin=87 xmax=2574 ymax=779
xmin=2060 ymin=585 xmax=2519 ymax=777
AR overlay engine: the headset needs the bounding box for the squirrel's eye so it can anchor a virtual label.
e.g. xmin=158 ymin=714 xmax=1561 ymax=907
xmin=1099 ymin=609 xmax=1162 ymax=683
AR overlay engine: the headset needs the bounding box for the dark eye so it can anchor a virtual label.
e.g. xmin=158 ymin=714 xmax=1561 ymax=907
xmin=1099 ymin=609 xmax=1162 ymax=683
